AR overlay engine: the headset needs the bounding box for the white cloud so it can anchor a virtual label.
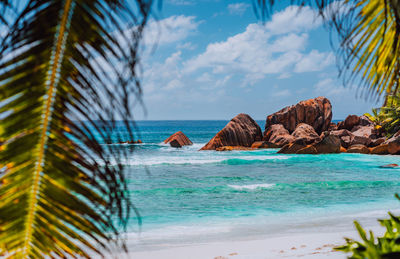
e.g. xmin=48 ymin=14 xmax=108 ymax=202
xmin=228 ymin=3 xmax=250 ymax=16
xmin=140 ymin=7 xmax=335 ymax=115
xmin=314 ymin=78 xmax=347 ymax=96
xmin=265 ymin=6 xmax=322 ymax=35
xmin=167 ymin=0 xmax=195 ymax=6
xmin=272 ymin=89 xmax=291 ymax=97
xmin=294 ymin=50 xmax=334 ymax=73
xmin=183 ymin=6 xmax=333 ymax=86
xmin=177 ymin=42 xmax=197 ymax=50
xmin=142 ymin=15 xmax=200 ymax=47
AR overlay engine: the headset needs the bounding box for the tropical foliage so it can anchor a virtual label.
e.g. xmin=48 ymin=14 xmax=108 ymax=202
xmin=365 ymin=94 xmax=400 ymax=137
xmin=335 ymin=195 xmax=400 ymax=258
xmin=0 ymin=0 xmax=153 ymax=258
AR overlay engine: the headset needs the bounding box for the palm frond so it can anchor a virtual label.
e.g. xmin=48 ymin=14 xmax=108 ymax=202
xmin=0 ymin=0 xmax=153 ymax=257
xmin=254 ymin=0 xmax=400 ymax=100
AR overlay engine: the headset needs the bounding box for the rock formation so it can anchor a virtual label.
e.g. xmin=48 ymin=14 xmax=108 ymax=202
xmin=164 ymin=131 xmax=193 ymax=148
xmin=265 ymin=96 xmax=332 ymax=134
xmin=201 ymin=113 xmax=262 ymax=150
xmin=291 ymin=123 xmax=320 ymax=144
xmin=312 ymin=132 xmax=341 ymax=154
xmin=370 ymin=144 xmax=389 ymax=155
xmin=251 ymin=141 xmax=280 ymax=149
xmin=346 ymin=144 xmax=370 ymax=154
xmin=385 ymin=131 xmax=400 ymax=154
xmin=263 ymin=124 xmax=295 ymax=147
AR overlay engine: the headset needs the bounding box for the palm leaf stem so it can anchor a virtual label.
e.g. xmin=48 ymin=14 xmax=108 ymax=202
xmin=22 ymin=0 xmax=75 ymax=256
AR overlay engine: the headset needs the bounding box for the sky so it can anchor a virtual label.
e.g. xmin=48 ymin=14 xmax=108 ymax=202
xmin=134 ymin=0 xmax=382 ymax=120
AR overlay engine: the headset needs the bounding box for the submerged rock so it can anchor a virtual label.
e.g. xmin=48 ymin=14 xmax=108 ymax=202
xmin=263 ymin=124 xmax=295 ymax=147
xmin=216 ymin=146 xmax=254 ymax=151
xmin=200 ymin=113 xmax=262 ymax=150
xmin=380 ymin=164 xmax=399 ymax=168
xmin=164 ymin=131 xmax=193 ymax=148
xmin=118 ymin=139 xmax=142 ymax=144
xmin=265 ymin=96 xmax=332 ymax=134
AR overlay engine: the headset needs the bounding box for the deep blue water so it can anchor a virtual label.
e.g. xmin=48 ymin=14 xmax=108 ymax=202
xmin=119 ymin=120 xmax=400 ymax=246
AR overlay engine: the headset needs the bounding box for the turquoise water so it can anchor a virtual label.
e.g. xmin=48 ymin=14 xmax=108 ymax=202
xmin=122 ymin=121 xmax=400 ymax=246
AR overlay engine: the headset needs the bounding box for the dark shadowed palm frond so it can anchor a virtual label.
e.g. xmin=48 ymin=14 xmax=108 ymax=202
xmin=254 ymin=0 xmax=400 ymax=100
xmin=0 ymin=0 xmax=153 ymax=257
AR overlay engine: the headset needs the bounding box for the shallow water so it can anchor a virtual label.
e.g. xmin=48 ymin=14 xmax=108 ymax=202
xmin=114 ymin=121 xmax=400 ymax=247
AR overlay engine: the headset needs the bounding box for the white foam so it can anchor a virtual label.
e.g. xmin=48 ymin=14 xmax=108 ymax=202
xmin=228 ymin=183 xmax=275 ymax=190
xmin=125 ymin=157 xmax=227 ymax=166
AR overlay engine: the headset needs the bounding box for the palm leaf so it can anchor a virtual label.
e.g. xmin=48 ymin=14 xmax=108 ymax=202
xmin=0 ymin=0 xmax=152 ymax=257
xmin=255 ymin=0 xmax=400 ymax=99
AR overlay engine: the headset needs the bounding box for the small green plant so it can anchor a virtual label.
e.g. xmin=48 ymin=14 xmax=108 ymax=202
xmin=336 ymin=194 xmax=400 ymax=259
xmin=365 ymin=95 xmax=400 ymax=137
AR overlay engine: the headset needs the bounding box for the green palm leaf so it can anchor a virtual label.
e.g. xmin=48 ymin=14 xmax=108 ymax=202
xmin=255 ymin=0 xmax=400 ymax=99
xmin=0 ymin=0 xmax=152 ymax=257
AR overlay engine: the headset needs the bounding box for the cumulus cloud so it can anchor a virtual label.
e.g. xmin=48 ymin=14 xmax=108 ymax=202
xmin=140 ymin=7 xmax=335 ymax=114
xmin=294 ymin=50 xmax=334 ymax=73
xmin=228 ymin=3 xmax=250 ymax=16
xmin=142 ymin=15 xmax=200 ymax=47
xmin=183 ymin=6 xmax=332 ymax=86
xmin=265 ymin=6 xmax=322 ymax=35
xmin=167 ymin=0 xmax=195 ymax=6
xmin=314 ymin=78 xmax=347 ymax=96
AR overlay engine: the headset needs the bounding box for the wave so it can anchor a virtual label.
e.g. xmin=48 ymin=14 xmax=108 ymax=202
xmin=227 ymin=183 xmax=275 ymax=190
xmin=122 ymin=155 xmax=290 ymax=166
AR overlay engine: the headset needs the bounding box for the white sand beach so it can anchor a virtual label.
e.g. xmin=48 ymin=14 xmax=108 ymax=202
xmin=126 ymin=210 xmax=390 ymax=259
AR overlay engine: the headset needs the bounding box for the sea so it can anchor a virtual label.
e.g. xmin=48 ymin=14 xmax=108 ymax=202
xmin=119 ymin=120 xmax=400 ymax=250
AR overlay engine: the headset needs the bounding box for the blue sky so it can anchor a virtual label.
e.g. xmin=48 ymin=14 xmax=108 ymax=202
xmin=135 ymin=0 xmax=381 ymax=120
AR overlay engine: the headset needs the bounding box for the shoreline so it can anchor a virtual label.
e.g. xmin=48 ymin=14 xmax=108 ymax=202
xmin=125 ymin=209 xmax=396 ymax=259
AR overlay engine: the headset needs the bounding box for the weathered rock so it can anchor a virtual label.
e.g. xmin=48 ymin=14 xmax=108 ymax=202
xmin=351 ymin=125 xmax=377 ymax=138
xmin=296 ymin=145 xmax=318 ymax=154
xmin=164 ymin=131 xmax=193 ymax=148
xmin=328 ymin=123 xmax=338 ymax=131
xmin=351 ymin=135 xmax=372 ymax=147
xmin=200 ymin=114 xmax=262 ymax=150
xmin=370 ymin=144 xmax=389 ymax=155
xmin=359 ymin=115 xmax=374 ymax=126
xmin=265 ymin=96 xmax=332 ymax=134
xmin=370 ymin=137 xmax=385 ymax=147
xmin=339 ymin=115 xmax=360 ymax=131
xmin=118 ymin=139 xmax=143 ymax=144
xmin=291 ymin=123 xmax=320 ymax=144
xmin=337 ymin=115 xmax=374 ymax=131
xmin=332 ymin=127 xmax=374 ymax=147
xmin=263 ymin=124 xmax=295 ymax=147
xmin=216 ymin=146 xmax=254 ymax=151
xmin=330 ymin=129 xmax=353 ymax=148
xmin=380 ymin=164 xmax=399 ymax=168
xmin=340 ymin=146 xmax=347 ymax=153
xmin=386 ymin=131 xmax=400 ymax=154
xmin=251 ymin=141 xmax=280 ymax=149
xmin=341 ymin=136 xmax=352 ymax=148
xmin=278 ymin=139 xmax=307 ymax=154
xmin=346 ymin=144 xmax=370 ymax=154
xmin=313 ymin=132 xmax=341 ymax=154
